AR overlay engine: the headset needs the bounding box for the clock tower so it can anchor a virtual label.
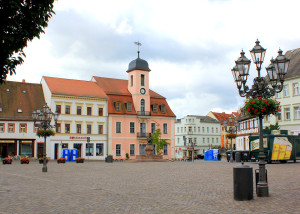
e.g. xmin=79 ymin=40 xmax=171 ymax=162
xmin=127 ymin=51 xmax=151 ymax=113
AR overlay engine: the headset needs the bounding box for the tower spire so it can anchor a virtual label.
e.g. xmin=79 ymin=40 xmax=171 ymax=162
xmin=134 ymin=41 xmax=142 ymax=58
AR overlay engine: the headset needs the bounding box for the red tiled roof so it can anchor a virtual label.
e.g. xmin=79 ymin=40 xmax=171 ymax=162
xmin=211 ymin=112 xmax=239 ymax=126
xmin=92 ymin=76 xmax=165 ymax=98
xmin=43 ymin=76 xmax=108 ymax=99
xmin=0 ymin=81 xmax=45 ymax=120
xmin=93 ymin=76 xmax=175 ymax=117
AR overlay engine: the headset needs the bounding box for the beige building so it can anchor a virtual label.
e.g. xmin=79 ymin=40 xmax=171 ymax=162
xmin=264 ymin=48 xmax=300 ymax=135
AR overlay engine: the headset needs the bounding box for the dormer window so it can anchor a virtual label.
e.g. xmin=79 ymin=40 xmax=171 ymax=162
xmin=160 ymin=104 xmax=165 ymax=114
xmin=127 ymin=103 xmax=132 ymax=112
xmin=141 ymin=74 xmax=145 ymax=86
xmin=115 ymin=102 xmax=121 ymax=112
xmin=18 ymin=108 xmax=22 ymax=113
xmin=152 ymin=104 xmax=157 ymax=113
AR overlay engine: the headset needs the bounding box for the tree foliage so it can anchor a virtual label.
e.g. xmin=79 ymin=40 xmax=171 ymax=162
xmin=151 ymin=128 xmax=169 ymax=155
xmin=0 ymin=0 xmax=55 ymax=84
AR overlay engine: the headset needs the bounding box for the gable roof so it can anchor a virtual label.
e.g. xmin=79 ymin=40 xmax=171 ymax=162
xmin=43 ymin=76 xmax=108 ymax=99
xmin=0 ymin=81 xmax=45 ymax=120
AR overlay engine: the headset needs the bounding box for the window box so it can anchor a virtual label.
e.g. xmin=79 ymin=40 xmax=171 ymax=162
xmin=76 ymin=157 xmax=85 ymax=163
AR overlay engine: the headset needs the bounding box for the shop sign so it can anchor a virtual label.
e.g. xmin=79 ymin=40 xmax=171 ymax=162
xmin=70 ymin=136 xmax=87 ymax=140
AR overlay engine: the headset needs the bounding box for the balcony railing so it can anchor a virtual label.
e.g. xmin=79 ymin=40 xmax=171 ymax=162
xmin=137 ymin=111 xmax=151 ymax=116
xmin=137 ymin=132 xmax=150 ymax=138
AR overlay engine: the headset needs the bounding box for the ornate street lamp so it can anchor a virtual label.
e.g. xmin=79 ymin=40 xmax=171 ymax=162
xmin=232 ymin=40 xmax=290 ymax=197
xmin=223 ymin=116 xmax=238 ymax=163
xmin=32 ymin=104 xmax=59 ymax=172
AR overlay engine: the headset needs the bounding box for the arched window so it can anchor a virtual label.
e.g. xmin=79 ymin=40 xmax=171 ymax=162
xmin=141 ymin=99 xmax=145 ymax=112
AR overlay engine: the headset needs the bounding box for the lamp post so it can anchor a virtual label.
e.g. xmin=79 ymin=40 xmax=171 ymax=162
xmin=32 ymin=104 xmax=59 ymax=172
xmin=231 ymin=39 xmax=290 ymax=197
xmin=223 ymin=116 xmax=238 ymax=163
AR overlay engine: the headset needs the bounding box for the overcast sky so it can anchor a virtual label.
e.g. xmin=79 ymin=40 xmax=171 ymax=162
xmin=7 ymin=0 xmax=300 ymax=119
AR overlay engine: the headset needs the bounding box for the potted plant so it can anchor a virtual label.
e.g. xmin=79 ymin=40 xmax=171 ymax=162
xmin=76 ymin=157 xmax=85 ymax=163
xmin=36 ymin=129 xmax=55 ymax=137
xmin=20 ymin=156 xmax=30 ymax=164
xmin=38 ymin=157 xmax=49 ymax=164
xmin=2 ymin=157 xmax=12 ymax=164
xmin=126 ymin=153 xmax=129 ymax=160
xmin=57 ymin=157 xmax=66 ymax=164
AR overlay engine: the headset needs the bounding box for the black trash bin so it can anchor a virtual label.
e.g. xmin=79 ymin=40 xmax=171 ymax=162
xmin=105 ymin=155 xmax=113 ymax=163
xmin=241 ymin=151 xmax=250 ymax=162
xmin=233 ymin=163 xmax=253 ymax=201
xmin=235 ymin=151 xmax=241 ymax=162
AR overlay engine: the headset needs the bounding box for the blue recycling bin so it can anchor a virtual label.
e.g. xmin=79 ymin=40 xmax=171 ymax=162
xmin=62 ymin=149 xmax=70 ymax=161
xmin=205 ymin=150 xmax=213 ymax=161
xmin=205 ymin=149 xmax=219 ymax=161
xmin=70 ymin=149 xmax=78 ymax=161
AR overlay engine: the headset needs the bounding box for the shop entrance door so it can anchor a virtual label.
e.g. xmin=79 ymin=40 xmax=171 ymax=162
xmin=74 ymin=144 xmax=82 ymax=157
xmin=0 ymin=144 xmax=8 ymax=158
xmin=37 ymin=143 xmax=44 ymax=158
xmin=54 ymin=144 xmax=59 ymax=159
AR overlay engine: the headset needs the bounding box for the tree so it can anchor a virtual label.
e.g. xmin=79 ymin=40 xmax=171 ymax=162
xmin=0 ymin=0 xmax=55 ymax=84
xmin=265 ymin=122 xmax=280 ymax=131
xmin=151 ymin=129 xmax=169 ymax=155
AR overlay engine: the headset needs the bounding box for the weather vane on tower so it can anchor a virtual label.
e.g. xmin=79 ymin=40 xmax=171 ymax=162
xmin=134 ymin=41 xmax=142 ymax=58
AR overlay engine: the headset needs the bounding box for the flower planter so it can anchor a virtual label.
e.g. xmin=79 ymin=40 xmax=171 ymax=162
xmin=57 ymin=159 xmax=66 ymax=164
xmin=20 ymin=160 xmax=30 ymax=164
xmin=76 ymin=159 xmax=84 ymax=163
xmin=2 ymin=159 xmax=12 ymax=164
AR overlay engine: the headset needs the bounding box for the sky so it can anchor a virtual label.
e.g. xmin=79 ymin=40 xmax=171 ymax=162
xmin=7 ymin=0 xmax=300 ymax=119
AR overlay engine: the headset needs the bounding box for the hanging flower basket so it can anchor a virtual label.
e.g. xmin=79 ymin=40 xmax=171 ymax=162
xmin=20 ymin=157 xmax=30 ymax=164
xmin=2 ymin=157 xmax=12 ymax=164
xmin=36 ymin=129 xmax=55 ymax=137
xmin=244 ymin=97 xmax=280 ymax=117
xmin=226 ymin=133 xmax=237 ymax=139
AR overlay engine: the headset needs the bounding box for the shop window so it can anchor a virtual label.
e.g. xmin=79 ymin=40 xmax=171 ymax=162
xmin=86 ymin=143 xmax=94 ymax=156
xmin=96 ymin=144 xmax=104 ymax=156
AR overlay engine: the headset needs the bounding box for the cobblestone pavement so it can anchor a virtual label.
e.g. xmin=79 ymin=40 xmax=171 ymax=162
xmin=0 ymin=160 xmax=299 ymax=214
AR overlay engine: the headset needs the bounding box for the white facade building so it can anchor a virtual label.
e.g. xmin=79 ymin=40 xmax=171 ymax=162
xmin=41 ymin=77 xmax=109 ymax=160
xmin=175 ymin=115 xmax=221 ymax=159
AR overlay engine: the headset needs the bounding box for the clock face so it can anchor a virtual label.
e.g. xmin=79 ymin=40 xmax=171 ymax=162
xmin=140 ymin=88 xmax=146 ymax=94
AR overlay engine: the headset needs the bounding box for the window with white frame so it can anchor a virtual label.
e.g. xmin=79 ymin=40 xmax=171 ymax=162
xmin=285 ymin=108 xmax=290 ymax=120
xmin=0 ymin=124 xmax=4 ymax=133
xmin=130 ymin=144 xmax=135 ymax=156
xmin=177 ymin=127 xmax=179 ymax=133
xmin=207 ymin=127 xmax=209 ymax=133
xmin=216 ymin=128 xmax=218 ymax=133
xmin=202 ymin=127 xmax=205 ymax=133
xmin=116 ymin=122 xmax=121 ymax=133
xmin=163 ymin=123 xmax=168 ymax=134
xmin=151 ymin=123 xmax=156 ymax=134
xmin=284 ymin=85 xmax=289 ymax=97
xmin=212 ymin=138 xmax=214 ymax=144
xmin=277 ymin=111 xmax=282 ymax=120
xmin=203 ymin=138 xmax=205 ymax=143
xmin=198 ymin=127 xmax=200 ymax=132
xmin=20 ymin=124 xmax=26 ymax=133
xmin=216 ymin=138 xmax=219 ymax=143
xmin=293 ymin=83 xmax=299 ymax=96
xmin=294 ymin=107 xmax=300 ymax=119
xmin=207 ymin=138 xmax=210 ymax=144
xmin=163 ymin=144 xmax=168 ymax=155
xmin=130 ymin=122 xmax=135 ymax=134
xmin=181 ymin=127 xmax=183 ymax=133
xmin=8 ymin=124 xmax=15 ymax=133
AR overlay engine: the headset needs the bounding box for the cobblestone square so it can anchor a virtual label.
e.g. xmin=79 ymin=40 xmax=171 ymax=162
xmin=0 ymin=160 xmax=299 ymax=214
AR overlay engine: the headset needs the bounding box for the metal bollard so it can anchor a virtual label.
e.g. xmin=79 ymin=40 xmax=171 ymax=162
xmin=233 ymin=163 xmax=253 ymax=201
